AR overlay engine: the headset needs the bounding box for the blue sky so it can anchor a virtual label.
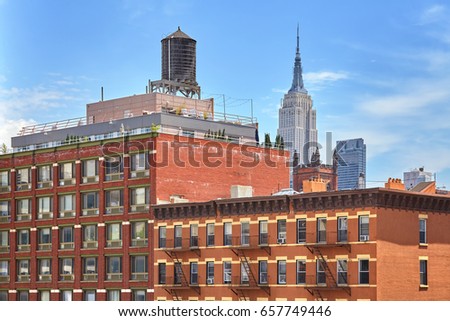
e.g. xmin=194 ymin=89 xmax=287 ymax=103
xmin=1 ymin=0 xmax=450 ymax=188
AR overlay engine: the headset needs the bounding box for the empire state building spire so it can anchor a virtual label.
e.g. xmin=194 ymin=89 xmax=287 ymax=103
xmin=288 ymin=25 xmax=307 ymax=94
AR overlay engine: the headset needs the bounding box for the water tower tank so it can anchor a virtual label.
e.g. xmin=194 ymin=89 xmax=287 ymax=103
xmin=161 ymin=27 xmax=197 ymax=85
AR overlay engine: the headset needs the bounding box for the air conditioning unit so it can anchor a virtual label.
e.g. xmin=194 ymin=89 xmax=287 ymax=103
xmin=277 ymin=238 xmax=286 ymax=244
xmin=106 ymin=207 xmax=123 ymax=215
xmin=59 ymin=178 xmax=75 ymax=186
xmin=0 ymin=186 xmax=10 ymax=193
xmin=132 ymin=239 xmax=148 ymax=247
xmin=39 ymin=213 xmax=53 ymax=220
xmin=37 ymin=181 xmax=53 ymax=189
xmin=39 ymin=275 xmax=51 ymax=282
xmin=83 ymin=241 xmax=98 ymax=249
xmin=60 ymin=211 xmax=75 ymax=218
xmin=131 ymin=170 xmax=149 ymax=179
xmin=39 ymin=244 xmax=52 ymax=251
xmin=60 ymin=243 xmax=74 ymax=250
xmin=107 ymin=273 xmax=122 ymax=281
xmin=82 ymin=209 xmax=98 ymax=216
xmin=360 ymin=235 xmax=370 ymax=242
xmin=131 ymin=205 xmax=149 ymax=213
xmin=17 ymin=245 xmax=30 ymax=251
xmin=17 ymin=183 xmax=31 ymax=191
xmin=83 ymin=274 xmax=98 ymax=281
xmin=83 ymin=176 xmax=98 ymax=184
xmin=106 ymin=173 xmax=123 ymax=181
xmin=0 ymin=216 xmax=10 ymax=223
xmin=107 ymin=240 xmax=122 ymax=248
xmin=17 ymin=275 xmax=30 ymax=282
xmin=60 ymin=274 xmax=74 ymax=281
xmin=207 ymin=278 xmax=214 ymax=285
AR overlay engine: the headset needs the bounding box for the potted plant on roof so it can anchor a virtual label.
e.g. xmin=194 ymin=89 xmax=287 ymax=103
xmin=150 ymin=123 xmax=160 ymax=137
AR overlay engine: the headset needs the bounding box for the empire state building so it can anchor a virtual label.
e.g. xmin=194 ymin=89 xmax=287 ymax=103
xmin=278 ymin=27 xmax=317 ymax=165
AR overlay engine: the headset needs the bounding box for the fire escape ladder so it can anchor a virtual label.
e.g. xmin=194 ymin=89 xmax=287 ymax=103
xmin=316 ymin=248 xmax=338 ymax=287
xmin=238 ymin=249 xmax=258 ymax=287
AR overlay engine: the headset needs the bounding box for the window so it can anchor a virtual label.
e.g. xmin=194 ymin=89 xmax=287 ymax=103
xmin=297 ymin=219 xmax=306 ymax=243
xmin=259 ymin=260 xmax=268 ymax=284
xmin=0 ymin=260 xmax=9 ymax=281
xmin=106 ymin=256 xmax=122 ymax=280
xmin=129 ymin=187 xmax=149 ymax=212
xmin=59 ymin=162 xmax=75 ymax=185
xmin=337 ymin=259 xmax=348 ymax=285
xmin=59 ymin=194 xmax=75 ymax=218
xmin=0 ymin=230 xmax=9 ymax=252
xmin=317 ymin=259 xmax=326 ymax=284
xmin=104 ymin=156 xmax=123 ymax=181
xmin=37 ymin=196 xmax=53 ymax=219
xmin=82 ymin=159 xmax=98 ymax=182
xmin=18 ymin=290 xmax=29 ymax=301
xmin=105 ymin=189 xmax=123 ymax=214
xmin=59 ymin=258 xmax=74 ymax=280
xmin=0 ymin=171 xmax=10 ymax=192
xmin=131 ymin=221 xmax=148 ymax=247
xmin=17 ymin=229 xmax=30 ymax=251
xmin=241 ymin=262 xmax=249 ymax=284
xmin=223 ymin=222 xmax=232 ymax=246
xmin=132 ymin=289 xmax=146 ymax=301
xmin=359 ymin=259 xmax=369 ymax=284
xmin=190 ymin=224 xmax=198 ymax=247
xmin=206 ymin=223 xmax=215 ymax=246
xmin=158 ymin=263 xmax=166 ymax=284
xmin=277 ymin=219 xmax=286 ymax=242
xmin=39 ymin=290 xmax=50 ymax=301
xmin=420 ymin=260 xmax=428 ymax=286
xmin=81 ymin=191 xmax=99 ymax=215
xmin=159 ymin=226 xmax=166 ymax=248
xmin=16 ymin=168 xmax=31 ymax=190
xmin=190 ymin=262 xmax=198 ymax=284
xmin=16 ymin=199 xmax=31 ymax=221
xmin=106 ymin=223 xmax=122 ymax=247
xmin=17 ymin=259 xmax=30 ymax=281
xmin=419 ymin=219 xmax=427 ymax=244
xmin=174 ymin=262 xmax=182 ymax=285
xmin=83 ymin=257 xmax=98 ymax=279
xmin=38 ymin=227 xmax=52 ymax=251
xmin=130 ymin=152 xmax=149 ymax=178
xmin=206 ymin=261 xmax=214 ymax=284
xmin=107 ymin=290 xmax=120 ymax=301
xmin=0 ymin=201 xmax=10 ymax=221
xmin=61 ymin=290 xmax=72 ymax=301
xmin=259 ymin=220 xmax=268 ymax=245
xmin=241 ymin=222 xmax=250 ymax=246
xmin=359 ymin=216 xmax=369 ymax=241
xmin=223 ymin=261 xmax=232 ymax=284
xmin=296 ymin=260 xmax=306 ymax=284
xmin=38 ymin=258 xmax=51 ymax=281
xmin=131 ymin=256 xmax=148 ymax=280
xmin=60 ymin=226 xmax=74 ymax=249
xmin=0 ymin=290 xmax=7 ymax=301
xmin=83 ymin=224 xmax=98 ymax=248
xmin=84 ymin=290 xmax=96 ymax=301
xmin=337 ymin=217 xmax=348 ymax=242
xmin=278 ymin=260 xmax=287 ymax=284
xmin=174 ymin=225 xmax=182 ymax=248
xmin=37 ymin=165 xmax=52 ymax=188
xmin=317 ymin=218 xmax=327 ymax=243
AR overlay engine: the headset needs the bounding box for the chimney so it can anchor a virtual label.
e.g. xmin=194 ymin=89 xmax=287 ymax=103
xmin=384 ymin=178 xmax=405 ymax=190
xmin=302 ymin=178 xmax=327 ymax=193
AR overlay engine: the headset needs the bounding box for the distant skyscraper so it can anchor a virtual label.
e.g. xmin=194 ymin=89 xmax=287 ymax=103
xmin=404 ymin=167 xmax=434 ymax=190
xmin=336 ymin=138 xmax=366 ymax=190
xmin=278 ymin=26 xmax=317 ymax=165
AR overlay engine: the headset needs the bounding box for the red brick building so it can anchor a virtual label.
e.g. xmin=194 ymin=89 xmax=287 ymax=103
xmin=153 ymin=187 xmax=450 ymax=301
xmin=0 ymin=110 xmax=289 ymax=301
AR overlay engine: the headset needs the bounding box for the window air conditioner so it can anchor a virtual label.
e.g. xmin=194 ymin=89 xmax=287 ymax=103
xmin=207 ymin=278 xmax=214 ymax=285
xmin=277 ymin=238 xmax=286 ymax=244
xmin=360 ymin=235 xmax=369 ymax=242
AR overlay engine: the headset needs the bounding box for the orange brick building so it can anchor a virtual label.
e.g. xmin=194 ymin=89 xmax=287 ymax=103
xmin=153 ymin=187 xmax=450 ymax=301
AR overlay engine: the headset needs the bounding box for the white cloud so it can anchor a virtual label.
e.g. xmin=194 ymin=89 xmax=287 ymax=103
xmin=419 ymin=4 xmax=446 ymax=25
xmin=271 ymin=88 xmax=288 ymax=94
xmin=304 ymin=71 xmax=349 ymax=84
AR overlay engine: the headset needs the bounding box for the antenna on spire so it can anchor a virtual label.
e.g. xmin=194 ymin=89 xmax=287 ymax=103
xmin=296 ymin=23 xmax=300 ymax=54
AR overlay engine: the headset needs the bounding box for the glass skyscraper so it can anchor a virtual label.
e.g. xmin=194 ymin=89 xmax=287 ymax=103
xmin=336 ymin=138 xmax=366 ymax=190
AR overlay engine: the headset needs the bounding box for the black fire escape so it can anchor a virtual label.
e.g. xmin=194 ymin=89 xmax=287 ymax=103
xmin=228 ymin=235 xmax=271 ymax=301
xmin=162 ymin=237 xmax=201 ymax=301
xmin=306 ymin=231 xmax=351 ymax=301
